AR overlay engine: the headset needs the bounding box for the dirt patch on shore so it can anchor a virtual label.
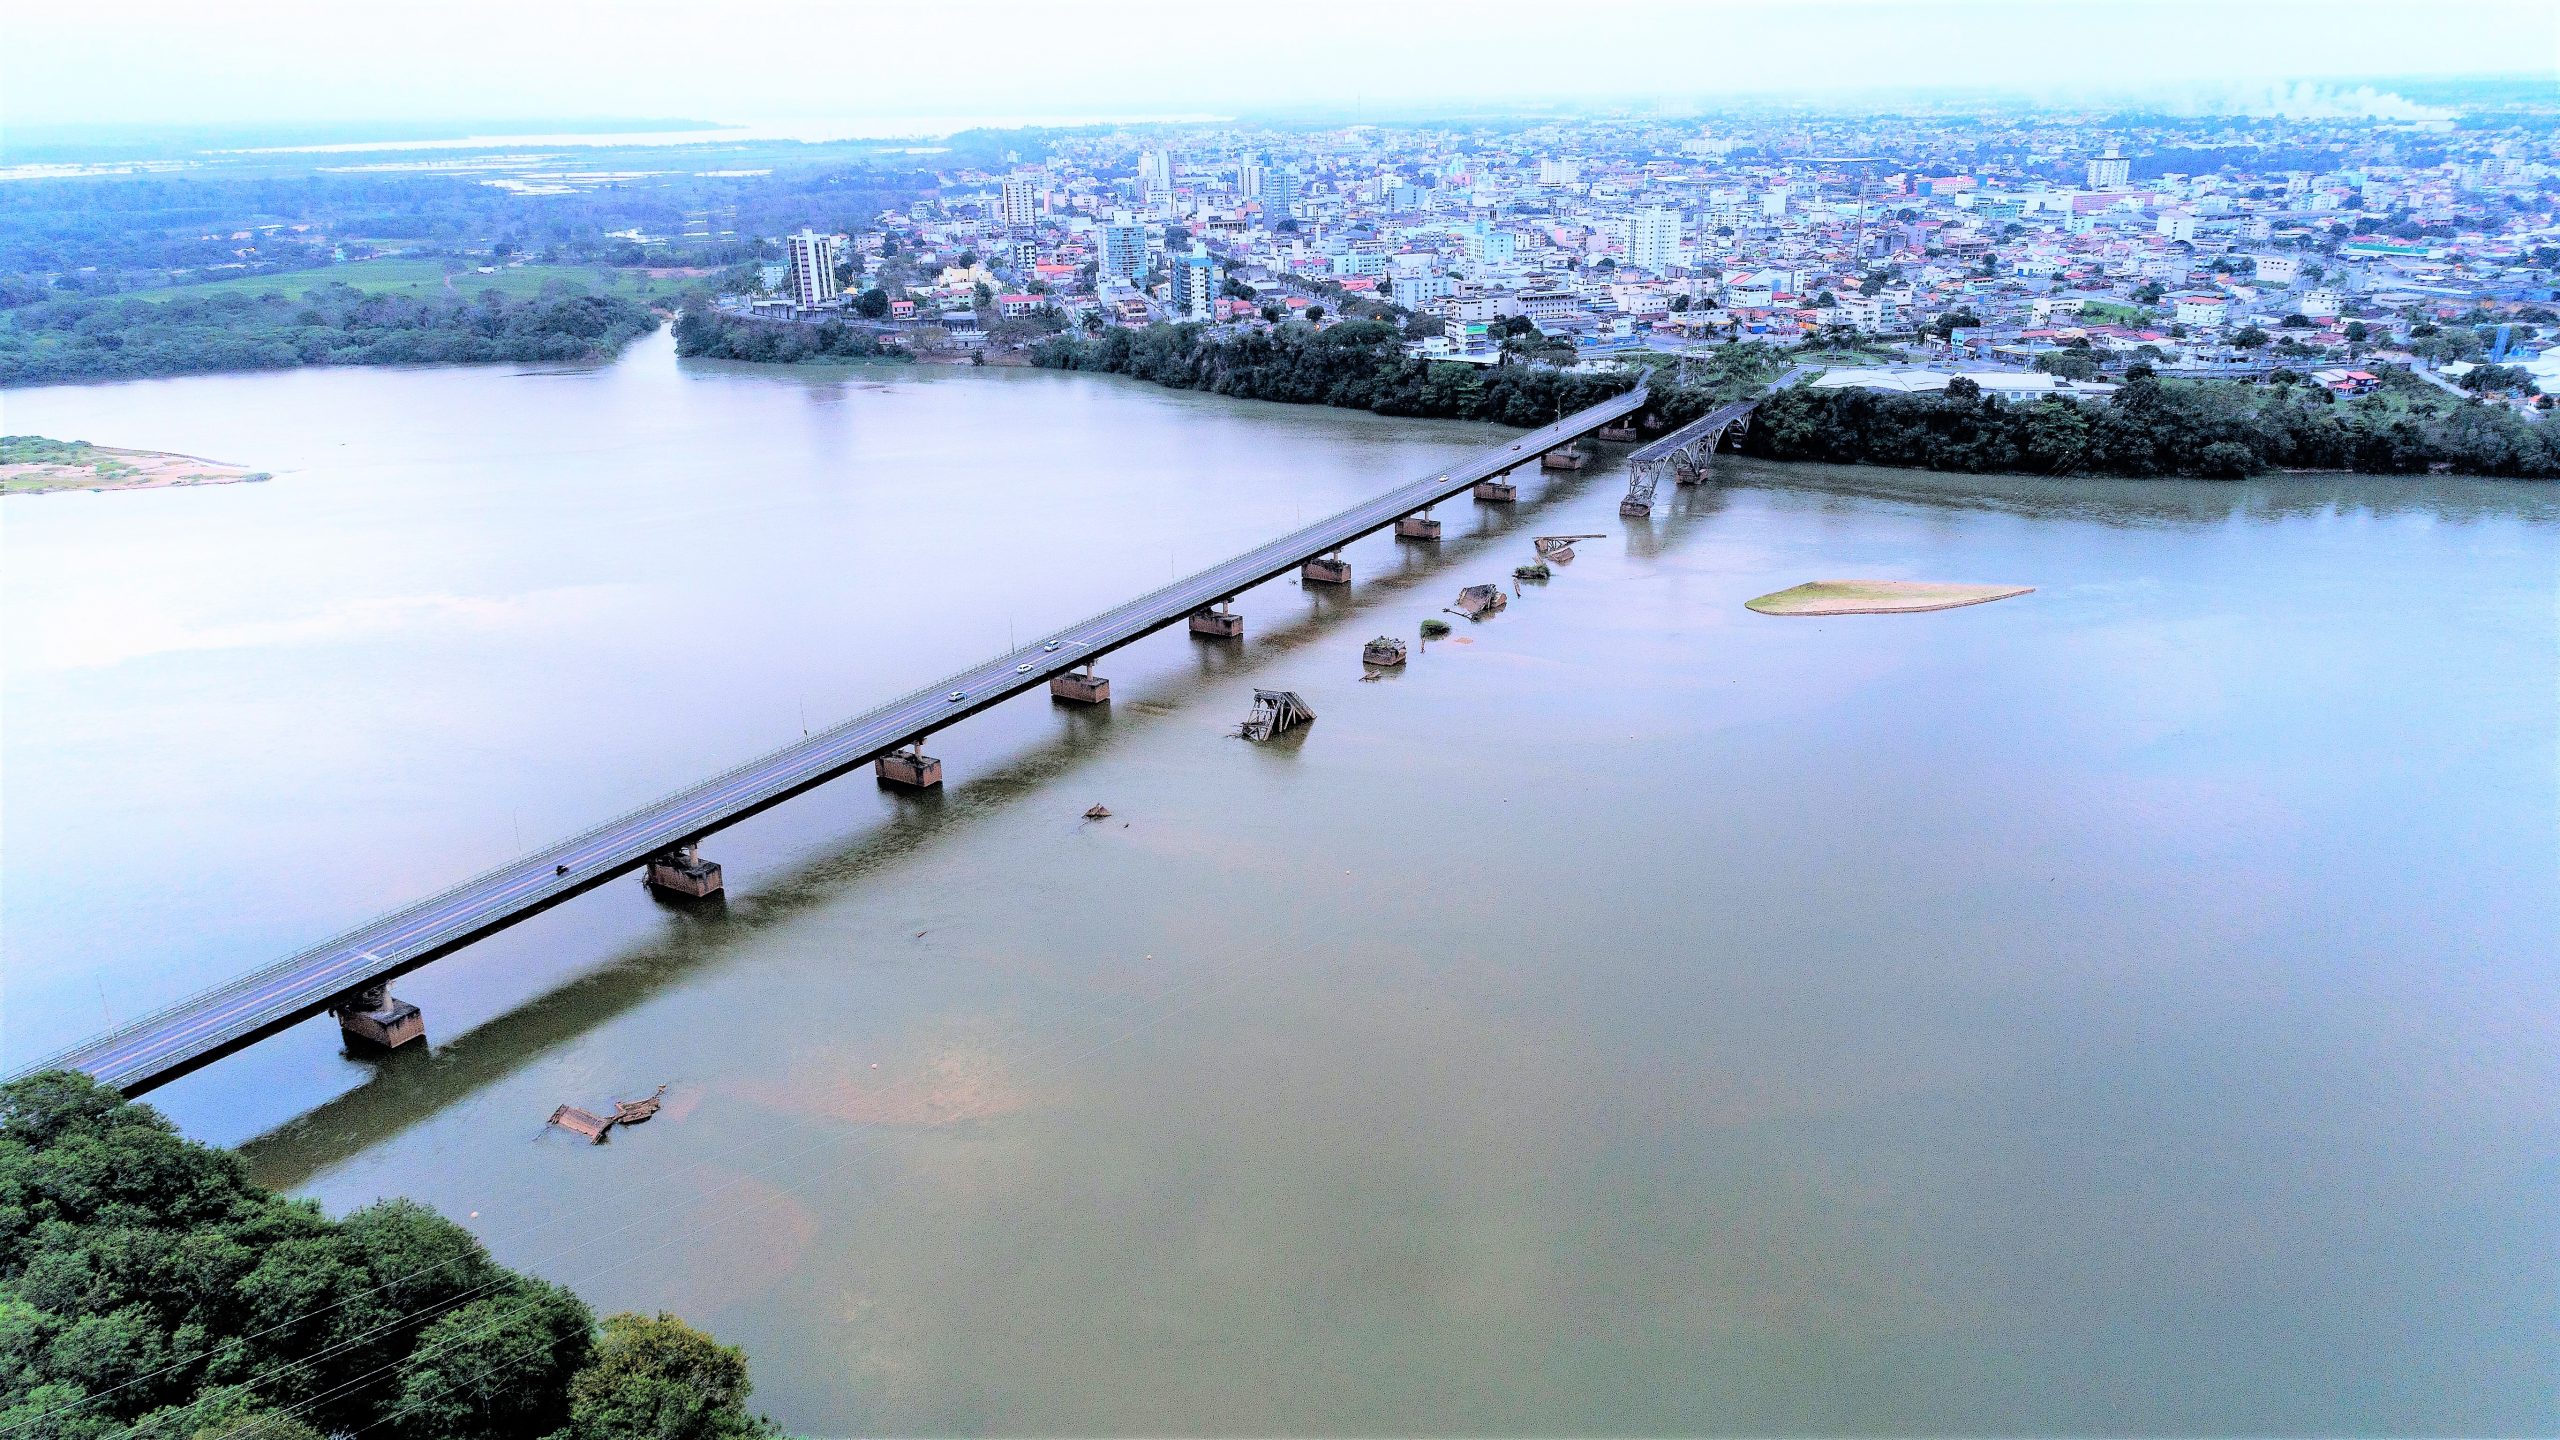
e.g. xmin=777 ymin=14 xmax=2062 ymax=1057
xmin=1747 ymin=579 xmax=2034 ymax=615
xmin=3 ymin=436 xmax=271 ymax=495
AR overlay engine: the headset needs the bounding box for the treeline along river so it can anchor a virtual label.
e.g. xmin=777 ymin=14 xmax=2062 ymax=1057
xmin=1010 ymin=319 xmax=2560 ymax=479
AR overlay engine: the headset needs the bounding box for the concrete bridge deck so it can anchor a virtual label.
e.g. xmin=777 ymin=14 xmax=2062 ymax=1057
xmin=24 ymin=385 xmax=1647 ymax=1095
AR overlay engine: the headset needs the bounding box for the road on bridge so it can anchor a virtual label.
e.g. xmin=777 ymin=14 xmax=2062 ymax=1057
xmin=29 ymin=384 xmax=1649 ymax=1094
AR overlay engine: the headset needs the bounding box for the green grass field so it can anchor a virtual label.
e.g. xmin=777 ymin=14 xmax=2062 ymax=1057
xmin=138 ymin=259 xmax=704 ymax=304
xmin=2074 ymin=301 xmax=2150 ymax=326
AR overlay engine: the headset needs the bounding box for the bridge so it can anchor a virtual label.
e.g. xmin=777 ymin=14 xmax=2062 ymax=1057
xmin=1615 ymin=367 xmax=1812 ymax=517
xmin=21 ymin=386 xmax=1649 ymax=1096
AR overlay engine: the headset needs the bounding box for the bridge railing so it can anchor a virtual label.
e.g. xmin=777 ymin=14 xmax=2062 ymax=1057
xmin=19 ymin=384 xmax=1648 ymax=1084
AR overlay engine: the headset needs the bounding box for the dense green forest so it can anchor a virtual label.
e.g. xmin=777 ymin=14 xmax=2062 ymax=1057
xmin=0 ymin=1072 xmax=778 ymax=1440
xmin=0 ymin=285 xmax=660 ymax=386
xmin=1026 ymin=320 xmax=1781 ymax=428
xmin=671 ymin=303 xmax=909 ymax=364
xmin=1742 ymin=373 xmax=2560 ymax=478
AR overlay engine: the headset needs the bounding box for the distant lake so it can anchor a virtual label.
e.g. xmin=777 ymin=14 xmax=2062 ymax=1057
xmin=5 ymin=330 xmax=2554 ymax=1435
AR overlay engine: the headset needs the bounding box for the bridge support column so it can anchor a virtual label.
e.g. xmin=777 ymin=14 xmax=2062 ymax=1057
xmin=334 ymin=982 xmax=426 ymax=1052
xmin=1188 ymin=602 xmax=1243 ymax=639
xmin=1049 ymin=665 xmax=1110 ymax=704
xmin=1472 ymin=476 xmax=1517 ymax=502
xmin=1301 ymin=552 xmax=1351 ymax=585
xmin=1395 ymin=509 xmax=1441 ymax=541
xmin=1597 ymin=419 xmax=1638 ymax=442
xmin=1542 ymin=445 xmax=1588 ymax=471
xmin=876 ymin=741 xmax=943 ymax=789
xmin=645 ymin=841 xmax=724 ymax=898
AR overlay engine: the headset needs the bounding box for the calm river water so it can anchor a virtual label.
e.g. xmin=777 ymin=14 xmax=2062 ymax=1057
xmin=4 ymin=330 xmax=2555 ymax=1435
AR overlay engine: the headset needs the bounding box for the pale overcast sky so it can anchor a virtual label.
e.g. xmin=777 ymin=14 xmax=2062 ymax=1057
xmin=4 ymin=0 xmax=2552 ymax=132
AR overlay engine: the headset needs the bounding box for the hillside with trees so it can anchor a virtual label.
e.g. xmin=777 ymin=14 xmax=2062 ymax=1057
xmin=0 ymin=1072 xmax=778 ymax=1440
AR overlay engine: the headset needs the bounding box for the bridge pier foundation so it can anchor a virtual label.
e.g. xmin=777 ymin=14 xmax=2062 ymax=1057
xmin=1542 ymin=445 xmax=1588 ymax=471
xmin=1395 ymin=510 xmax=1441 ymax=541
xmin=876 ymin=742 xmax=943 ymax=788
xmin=334 ymin=983 xmax=426 ymax=1052
xmin=1049 ymin=666 xmax=1110 ymax=704
xmin=1301 ymin=553 xmax=1351 ymax=585
xmin=1597 ymin=420 xmax=1638 ymax=442
xmin=645 ymin=841 xmax=724 ymax=898
xmin=1188 ymin=603 xmax=1243 ymax=639
xmin=1472 ymin=477 xmax=1517 ymax=502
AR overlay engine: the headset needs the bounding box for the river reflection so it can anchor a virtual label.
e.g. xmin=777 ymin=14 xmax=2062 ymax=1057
xmin=4 ymin=337 xmax=2554 ymax=1435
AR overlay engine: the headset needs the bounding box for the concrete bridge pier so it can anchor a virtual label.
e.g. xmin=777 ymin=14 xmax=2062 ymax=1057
xmin=1050 ymin=663 xmax=1110 ymax=703
xmin=333 ymin=982 xmax=426 ymax=1052
xmin=1395 ymin=508 xmax=1442 ymax=541
xmin=1189 ymin=601 xmax=1243 ymax=638
xmin=876 ymin=740 xmax=944 ymax=788
xmin=1301 ymin=551 xmax=1352 ymax=585
xmin=645 ymin=840 xmax=724 ymax=898
xmin=1472 ymin=474 xmax=1518 ymax=502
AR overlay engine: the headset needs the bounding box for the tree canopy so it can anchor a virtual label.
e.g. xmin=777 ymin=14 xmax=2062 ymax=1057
xmin=0 ymin=285 xmax=659 ymax=386
xmin=0 ymin=1072 xmax=780 ymax=1440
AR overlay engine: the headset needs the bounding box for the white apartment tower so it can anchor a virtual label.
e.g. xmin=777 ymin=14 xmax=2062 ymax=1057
xmin=2087 ymin=145 xmax=2132 ymax=190
xmin=1169 ymin=243 xmax=1220 ymax=321
xmin=1098 ymin=211 xmax=1150 ymax=282
xmin=999 ymin=174 xmax=1038 ymax=231
xmin=1629 ymin=206 xmax=1682 ymax=273
xmin=785 ymin=229 xmax=840 ymax=308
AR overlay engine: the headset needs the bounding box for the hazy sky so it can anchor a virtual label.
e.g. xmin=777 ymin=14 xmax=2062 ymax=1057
xmin=4 ymin=0 xmax=2553 ymax=132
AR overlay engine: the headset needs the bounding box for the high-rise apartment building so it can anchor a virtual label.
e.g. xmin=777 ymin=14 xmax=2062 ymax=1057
xmin=785 ymin=229 xmax=840 ymax=308
xmin=1169 ymin=243 xmax=1220 ymax=320
xmin=999 ymin=174 xmax=1038 ymax=230
xmin=1099 ymin=212 xmax=1150 ymax=282
xmin=1629 ymin=206 xmax=1682 ymax=272
xmin=1263 ymin=166 xmax=1301 ymax=222
xmin=2086 ymin=145 xmax=2131 ymax=190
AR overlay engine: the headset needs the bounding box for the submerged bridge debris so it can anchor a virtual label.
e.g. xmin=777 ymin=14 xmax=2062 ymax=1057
xmin=547 ymin=1084 xmax=669 ymax=1144
xmin=1238 ymin=689 xmax=1317 ymax=741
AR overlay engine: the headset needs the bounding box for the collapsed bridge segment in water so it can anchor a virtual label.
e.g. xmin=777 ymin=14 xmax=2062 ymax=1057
xmin=21 ymin=386 xmax=1649 ymax=1096
xmin=1616 ymin=368 xmax=1814 ymax=517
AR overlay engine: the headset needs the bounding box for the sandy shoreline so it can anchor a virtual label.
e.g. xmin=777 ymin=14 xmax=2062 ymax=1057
xmin=1747 ymin=579 xmax=2035 ymax=615
xmin=2 ymin=438 xmax=272 ymax=495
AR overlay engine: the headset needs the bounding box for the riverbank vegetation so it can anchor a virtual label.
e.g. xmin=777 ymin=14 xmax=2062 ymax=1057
xmin=1026 ymin=321 xmax=1783 ymax=428
xmin=0 ymin=285 xmax=660 ymax=386
xmin=0 ymin=1072 xmax=779 ymax=1440
xmin=670 ymin=302 xmax=911 ymax=365
xmin=1742 ymin=370 xmax=2560 ymax=478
